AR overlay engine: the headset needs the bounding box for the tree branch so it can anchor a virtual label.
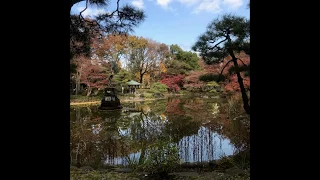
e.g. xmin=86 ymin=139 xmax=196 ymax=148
xmin=79 ymin=0 xmax=89 ymax=20
xmin=208 ymin=38 xmax=227 ymax=50
xmin=218 ymin=59 xmax=233 ymax=81
xmin=236 ymin=58 xmax=248 ymax=66
xmin=77 ymin=0 xmax=122 ymax=36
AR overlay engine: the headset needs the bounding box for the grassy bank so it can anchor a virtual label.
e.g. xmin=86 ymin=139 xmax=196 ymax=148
xmin=70 ymin=169 xmax=249 ymax=180
xmin=71 ymin=153 xmax=250 ymax=180
xmin=70 ymin=91 xmax=189 ymax=106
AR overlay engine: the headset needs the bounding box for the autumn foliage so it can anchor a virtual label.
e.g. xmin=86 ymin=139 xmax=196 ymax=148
xmin=75 ymin=57 xmax=110 ymax=96
xmin=81 ymin=63 xmax=108 ymax=89
xmin=201 ymin=51 xmax=250 ymax=92
xmin=160 ymin=74 xmax=185 ymax=92
xmin=166 ymin=98 xmax=184 ymax=115
xmin=183 ymin=71 xmax=207 ymax=91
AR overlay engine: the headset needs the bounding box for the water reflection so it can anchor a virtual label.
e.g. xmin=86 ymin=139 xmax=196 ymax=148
xmin=70 ymin=97 xmax=249 ymax=168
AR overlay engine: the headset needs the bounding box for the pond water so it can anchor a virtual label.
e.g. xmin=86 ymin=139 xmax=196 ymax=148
xmin=70 ymin=96 xmax=250 ymax=168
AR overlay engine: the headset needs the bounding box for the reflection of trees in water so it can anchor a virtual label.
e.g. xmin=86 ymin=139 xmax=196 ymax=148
xmin=164 ymin=115 xmax=200 ymax=143
xmin=70 ymin=107 xmax=126 ymax=168
xmin=70 ymin=97 xmax=249 ymax=168
xmin=178 ymin=127 xmax=229 ymax=163
xmin=221 ymin=117 xmax=250 ymax=153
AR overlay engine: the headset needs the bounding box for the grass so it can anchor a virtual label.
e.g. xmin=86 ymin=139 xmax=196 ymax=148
xmin=70 ymin=95 xmax=102 ymax=102
xmin=70 ymin=170 xmax=140 ymax=180
xmin=70 ymin=170 xmax=249 ymax=180
xmin=70 ymin=89 xmax=187 ymax=106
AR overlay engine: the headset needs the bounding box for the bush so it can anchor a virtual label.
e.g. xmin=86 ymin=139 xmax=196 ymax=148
xmin=150 ymin=82 xmax=168 ymax=93
xmin=209 ymin=89 xmax=217 ymax=93
xmin=138 ymin=141 xmax=179 ymax=175
xmin=142 ymin=93 xmax=153 ymax=99
xmin=207 ymin=81 xmax=220 ymax=87
xmin=199 ymin=73 xmax=226 ymax=82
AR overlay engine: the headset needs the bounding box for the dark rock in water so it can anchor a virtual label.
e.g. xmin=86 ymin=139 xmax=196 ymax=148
xmin=99 ymin=87 xmax=123 ymax=110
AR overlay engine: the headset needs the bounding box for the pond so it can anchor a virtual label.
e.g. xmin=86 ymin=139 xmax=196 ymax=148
xmin=70 ymin=96 xmax=250 ymax=169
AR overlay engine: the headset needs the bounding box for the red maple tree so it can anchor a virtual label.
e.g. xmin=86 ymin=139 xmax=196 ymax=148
xmin=202 ymin=51 xmax=250 ymax=92
xmin=160 ymin=74 xmax=185 ymax=92
xmin=183 ymin=71 xmax=207 ymax=91
xmin=78 ymin=59 xmax=109 ymax=96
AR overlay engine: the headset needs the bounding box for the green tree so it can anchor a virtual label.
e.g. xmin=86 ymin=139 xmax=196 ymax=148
xmin=192 ymin=14 xmax=250 ymax=114
xmin=113 ymin=69 xmax=131 ymax=86
xmin=165 ymin=59 xmax=192 ymax=75
xmin=179 ymin=51 xmax=200 ymax=70
xmin=169 ymin=44 xmax=183 ymax=55
xmin=167 ymin=44 xmax=200 ymax=73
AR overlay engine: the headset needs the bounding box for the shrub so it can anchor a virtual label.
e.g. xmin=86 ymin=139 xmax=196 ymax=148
xmin=160 ymin=74 xmax=185 ymax=92
xmin=150 ymin=82 xmax=168 ymax=93
xmin=199 ymin=73 xmax=226 ymax=82
xmin=142 ymin=93 xmax=153 ymax=99
xmin=138 ymin=141 xmax=179 ymax=175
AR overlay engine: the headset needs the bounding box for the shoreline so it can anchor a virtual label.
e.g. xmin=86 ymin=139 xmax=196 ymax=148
xmin=70 ymin=94 xmax=187 ymax=106
xmin=70 ymin=98 xmax=163 ymax=106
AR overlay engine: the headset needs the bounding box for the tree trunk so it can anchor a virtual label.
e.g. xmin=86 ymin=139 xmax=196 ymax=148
xmin=139 ymin=145 xmax=146 ymax=164
xmin=75 ymin=71 xmax=81 ymax=95
xmin=86 ymin=87 xmax=92 ymax=96
xmin=139 ymin=71 xmax=144 ymax=84
xmin=227 ymin=48 xmax=250 ymax=115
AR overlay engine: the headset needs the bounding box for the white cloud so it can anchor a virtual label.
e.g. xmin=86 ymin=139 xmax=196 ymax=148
xmin=132 ymin=0 xmax=144 ymax=9
xmin=223 ymin=0 xmax=243 ymax=10
xmin=178 ymin=0 xmax=200 ymax=6
xmin=193 ymin=0 xmax=222 ymax=14
xmin=157 ymin=0 xmax=173 ymax=8
xmin=77 ymin=6 xmax=106 ymax=18
xmin=153 ymin=0 xmax=244 ymax=14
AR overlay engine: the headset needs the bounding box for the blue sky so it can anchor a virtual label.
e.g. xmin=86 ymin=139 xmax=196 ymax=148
xmin=71 ymin=0 xmax=250 ymax=51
